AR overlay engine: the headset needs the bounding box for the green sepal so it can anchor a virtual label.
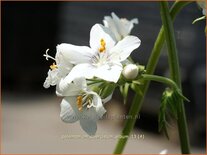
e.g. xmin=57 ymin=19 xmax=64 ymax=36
xmin=123 ymin=83 xmax=130 ymax=104
xmin=119 ymin=83 xmax=130 ymax=105
xmin=130 ymin=83 xmax=143 ymax=96
xmin=100 ymin=82 xmax=116 ymax=99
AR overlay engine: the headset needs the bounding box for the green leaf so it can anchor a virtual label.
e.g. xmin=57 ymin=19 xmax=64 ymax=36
xmin=177 ymin=90 xmax=190 ymax=102
xmin=159 ymin=88 xmax=178 ymax=139
xmin=159 ymin=87 xmax=189 ymax=139
xmin=168 ymin=96 xmax=178 ymax=119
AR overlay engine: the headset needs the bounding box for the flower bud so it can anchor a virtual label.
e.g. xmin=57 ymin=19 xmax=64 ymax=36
xmin=122 ymin=64 xmax=139 ymax=80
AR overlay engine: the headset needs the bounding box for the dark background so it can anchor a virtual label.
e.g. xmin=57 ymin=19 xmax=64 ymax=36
xmin=2 ymin=1 xmax=206 ymax=150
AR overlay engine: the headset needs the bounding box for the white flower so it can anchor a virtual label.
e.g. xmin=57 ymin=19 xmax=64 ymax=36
xmin=43 ymin=49 xmax=73 ymax=88
xmin=58 ymin=77 xmax=106 ymax=135
xmin=43 ymin=67 xmax=59 ymax=88
xmin=103 ymin=12 xmax=138 ymax=41
xmin=122 ymin=64 xmax=139 ymax=80
xmin=197 ymin=0 xmax=206 ymax=15
xmin=57 ymin=24 xmax=141 ymax=84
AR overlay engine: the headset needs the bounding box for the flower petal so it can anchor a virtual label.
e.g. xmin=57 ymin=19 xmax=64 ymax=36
xmin=43 ymin=69 xmax=60 ymax=88
xmin=62 ymin=63 xmax=96 ymax=84
xmin=103 ymin=16 xmax=122 ymax=41
xmin=79 ymin=118 xmax=97 ymax=136
xmin=102 ymin=93 xmax=113 ymax=104
xmin=92 ymin=93 xmax=106 ymax=118
xmin=63 ymin=96 xmax=82 ymax=117
xmin=57 ymin=43 xmax=93 ymax=64
xmin=73 ymin=77 xmax=87 ymax=90
xmin=60 ymin=97 xmax=79 ymax=123
xmin=55 ymin=49 xmax=73 ymax=77
xmin=110 ymin=35 xmax=141 ymax=62
xmin=126 ymin=18 xmax=138 ymax=35
xmin=90 ymin=24 xmax=116 ymax=51
xmin=86 ymin=91 xmax=106 ymax=118
xmin=94 ymin=63 xmax=123 ymax=83
xmin=56 ymin=77 xmax=86 ymax=96
xmin=111 ymin=12 xmax=128 ymax=37
xmin=79 ymin=107 xmax=98 ymax=135
xmin=111 ymin=12 xmax=138 ymax=38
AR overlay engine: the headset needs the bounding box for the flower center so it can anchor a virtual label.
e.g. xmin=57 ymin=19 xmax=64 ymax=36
xmin=91 ymin=53 xmax=109 ymax=67
xmin=99 ymin=38 xmax=106 ymax=53
xmin=76 ymin=95 xmax=83 ymax=111
xmin=76 ymin=93 xmax=95 ymax=111
xmin=50 ymin=63 xmax=58 ymax=70
xmin=91 ymin=38 xmax=112 ymax=67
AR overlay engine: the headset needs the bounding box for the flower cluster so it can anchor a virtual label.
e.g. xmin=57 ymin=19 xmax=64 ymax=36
xmin=43 ymin=12 xmax=141 ymax=135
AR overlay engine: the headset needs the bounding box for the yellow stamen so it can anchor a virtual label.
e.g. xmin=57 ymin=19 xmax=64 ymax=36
xmin=99 ymin=38 xmax=106 ymax=53
xmin=76 ymin=96 xmax=83 ymax=111
xmin=50 ymin=63 xmax=58 ymax=70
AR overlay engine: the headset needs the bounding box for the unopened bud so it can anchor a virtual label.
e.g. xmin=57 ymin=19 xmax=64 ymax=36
xmin=122 ymin=64 xmax=138 ymax=80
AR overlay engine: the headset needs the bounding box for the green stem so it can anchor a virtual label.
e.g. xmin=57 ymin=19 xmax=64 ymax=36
xmin=113 ymin=1 xmax=192 ymax=154
xmin=142 ymin=74 xmax=179 ymax=90
xmin=142 ymin=74 xmax=189 ymax=102
xmin=160 ymin=1 xmax=190 ymax=154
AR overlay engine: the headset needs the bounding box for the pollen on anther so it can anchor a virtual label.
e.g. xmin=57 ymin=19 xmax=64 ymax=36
xmin=99 ymin=38 xmax=106 ymax=53
xmin=50 ymin=63 xmax=58 ymax=70
xmin=76 ymin=96 xmax=83 ymax=111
